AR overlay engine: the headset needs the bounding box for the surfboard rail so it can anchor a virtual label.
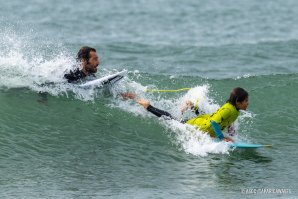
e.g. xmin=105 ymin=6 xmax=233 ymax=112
xmin=211 ymin=120 xmax=272 ymax=149
xmin=79 ymin=70 xmax=127 ymax=88
xmin=229 ymin=142 xmax=272 ymax=149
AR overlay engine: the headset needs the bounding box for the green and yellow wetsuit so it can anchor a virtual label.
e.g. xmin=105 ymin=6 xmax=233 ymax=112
xmin=146 ymin=102 xmax=239 ymax=137
xmin=186 ymin=102 xmax=239 ymax=137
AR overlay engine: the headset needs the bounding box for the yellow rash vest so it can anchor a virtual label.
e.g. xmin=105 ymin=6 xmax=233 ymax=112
xmin=186 ymin=102 xmax=239 ymax=137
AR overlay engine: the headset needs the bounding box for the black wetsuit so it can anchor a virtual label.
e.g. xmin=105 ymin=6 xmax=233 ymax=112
xmin=64 ymin=68 xmax=87 ymax=83
xmin=38 ymin=68 xmax=91 ymax=103
xmin=147 ymin=105 xmax=175 ymax=119
xmin=146 ymin=105 xmax=201 ymax=122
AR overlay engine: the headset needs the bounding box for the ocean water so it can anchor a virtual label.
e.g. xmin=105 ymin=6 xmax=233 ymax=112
xmin=0 ymin=0 xmax=297 ymax=198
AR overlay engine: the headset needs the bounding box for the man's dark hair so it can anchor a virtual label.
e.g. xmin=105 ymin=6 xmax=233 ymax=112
xmin=76 ymin=46 xmax=96 ymax=63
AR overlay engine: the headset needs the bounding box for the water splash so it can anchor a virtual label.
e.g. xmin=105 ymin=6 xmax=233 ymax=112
xmin=0 ymin=24 xmax=254 ymax=156
xmin=0 ymin=24 xmax=131 ymax=101
xmin=112 ymin=85 xmax=239 ymax=156
xmin=0 ymin=24 xmax=73 ymax=88
xmin=165 ymin=120 xmax=230 ymax=157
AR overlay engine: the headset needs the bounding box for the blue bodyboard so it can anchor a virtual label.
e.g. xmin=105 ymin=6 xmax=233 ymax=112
xmin=210 ymin=120 xmax=272 ymax=149
xmin=229 ymin=142 xmax=272 ymax=149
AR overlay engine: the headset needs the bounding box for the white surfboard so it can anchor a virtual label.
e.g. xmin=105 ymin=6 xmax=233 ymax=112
xmin=79 ymin=70 xmax=127 ymax=88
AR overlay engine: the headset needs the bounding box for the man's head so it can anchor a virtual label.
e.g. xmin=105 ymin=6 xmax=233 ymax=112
xmin=76 ymin=46 xmax=99 ymax=74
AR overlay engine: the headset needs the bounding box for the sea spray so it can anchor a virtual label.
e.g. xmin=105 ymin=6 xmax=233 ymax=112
xmin=111 ymin=84 xmax=242 ymax=156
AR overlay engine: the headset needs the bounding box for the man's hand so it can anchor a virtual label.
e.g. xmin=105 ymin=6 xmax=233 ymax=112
xmin=181 ymin=100 xmax=194 ymax=113
xmin=121 ymin=92 xmax=136 ymax=100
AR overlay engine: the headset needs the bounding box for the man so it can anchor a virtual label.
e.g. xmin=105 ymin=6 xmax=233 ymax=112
xmin=64 ymin=46 xmax=99 ymax=83
xmin=64 ymin=46 xmax=135 ymax=99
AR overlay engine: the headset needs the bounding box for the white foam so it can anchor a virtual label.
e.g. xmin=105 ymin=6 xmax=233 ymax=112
xmin=0 ymin=26 xmax=250 ymax=156
xmin=112 ymin=84 xmax=236 ymax=157
xmin=0 ymin=26 xmax=72 ymax=88
xmin=0 ymin=25 xmax=118 ymax=101
xmin=165 ymin=120 xmax=230 ymax=157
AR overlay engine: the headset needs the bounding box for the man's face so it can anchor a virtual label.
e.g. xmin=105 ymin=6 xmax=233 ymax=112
xmin=84 ymin=51 xmax=99 ymax=74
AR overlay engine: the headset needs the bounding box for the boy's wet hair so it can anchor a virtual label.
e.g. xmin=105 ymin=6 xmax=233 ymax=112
xmin=228 ymin=87 xmax=248 ymax=106
xmin=76 ymin=46 xmax=96 ymax=63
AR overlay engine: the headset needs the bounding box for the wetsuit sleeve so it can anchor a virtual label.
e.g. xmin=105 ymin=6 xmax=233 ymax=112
xmin=64 ymin=71 xmax=74 ymax=82
xmin=193 ymin=107 xmax=201 ymax=115
xmin=147 ymin=105 xmax=174 ymax=119
xmin=210 ymin=121 xmax=225 ymax=140
xmin=64 ymin=69 xmax=86 ymax=83
xmin=64 ymin=70 xmax=80 ymax=83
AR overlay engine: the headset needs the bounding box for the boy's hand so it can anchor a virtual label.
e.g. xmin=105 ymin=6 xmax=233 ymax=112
xmin=136 ymin=98 xmax=150 ymax=109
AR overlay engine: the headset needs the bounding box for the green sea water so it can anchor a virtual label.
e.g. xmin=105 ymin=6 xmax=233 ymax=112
xmin=0 ymin=0 xmax=298 ymax=198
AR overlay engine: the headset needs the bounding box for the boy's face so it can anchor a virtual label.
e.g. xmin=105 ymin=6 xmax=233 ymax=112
xmin=236 ymin=97 xmax=249 ymax=110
